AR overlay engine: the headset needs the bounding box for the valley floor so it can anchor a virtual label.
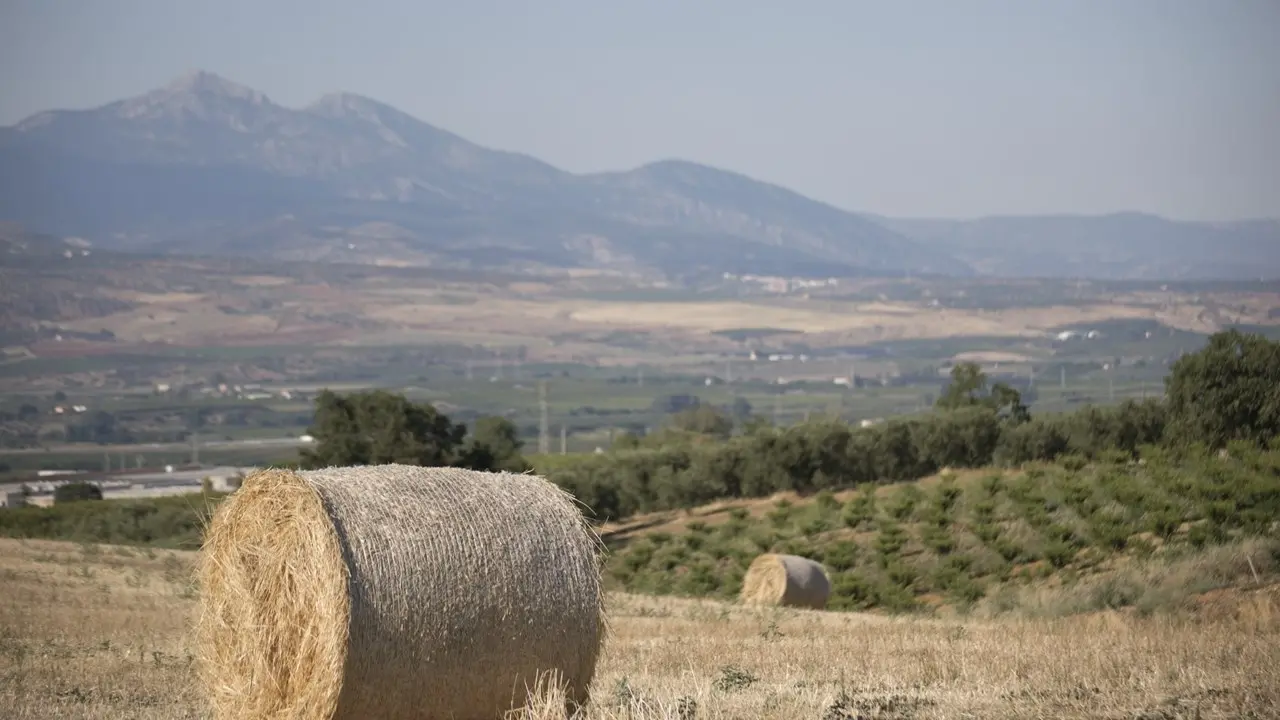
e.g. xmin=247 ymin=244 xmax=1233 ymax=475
xmin=1 ymin=538 xmax=1277 ymax=719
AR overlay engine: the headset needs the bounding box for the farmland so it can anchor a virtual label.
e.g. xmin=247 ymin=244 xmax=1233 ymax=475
xmin=2 ymin=537 xmax=1277 ymax=719
xmin=3 ymin=328 xmax=1279 ymax=717
xmin=4 ymin=252 xmax=1278 ymax=477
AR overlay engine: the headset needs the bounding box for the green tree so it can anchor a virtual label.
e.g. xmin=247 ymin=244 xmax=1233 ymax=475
xmin=298 ymin=390 xmax=467 ymax=469
xmin=611 ymin=431 xmax=642 ymax=450
xmin=1165 ymin=329 xmax=1280 ymax=450
xmin=459 ymin=415 xmax=531 ymax=473
xmin=667 ymin=405 xmax=735 ymax=440
xmin=936 ymin=362 xmax=1028 ymax=423
xmin=936 ymin=362 xmax=988 ymax=409
xmin=740 ymin=414 xmax=775 ymax=436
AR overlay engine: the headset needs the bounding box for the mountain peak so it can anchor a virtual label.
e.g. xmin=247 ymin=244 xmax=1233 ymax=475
xmin=0 ymin=73 xmax=975 ymax=278
xmin=160 ymin=70 xmax=269 ymax=104
xmin=305 ymin=92 xmax=423 ymax=131
xmin=307 ymin=91 xmax=388 ymax=117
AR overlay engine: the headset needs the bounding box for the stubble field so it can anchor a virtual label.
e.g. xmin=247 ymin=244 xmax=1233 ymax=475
xmin=1 ymin=538 xmax=1277 ymax=719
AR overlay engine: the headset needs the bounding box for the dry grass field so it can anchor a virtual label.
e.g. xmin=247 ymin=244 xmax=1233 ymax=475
xmin=2 ymin=538 xmax=1277 ymax=719
xmin=31 ymin=262 xmax=1278 ymax=358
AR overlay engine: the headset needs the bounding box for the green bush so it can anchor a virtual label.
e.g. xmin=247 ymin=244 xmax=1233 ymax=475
xmin=0 ymin=492 xmax=224 ymax=548
xmin=842 ymin=489 xmax=876 ymax=529
xmin=921 ymin=525 xmax=955 ymax=555
xmin=1043 ymin=540 xmax=1075 ymax=568
xmin=53 ymin=482 xmax=103 ymax=504
xmin=972 ymin=521 xmax=1001 ymax=545
xmin=829 ymin=571 xmax=877 ymax=610
xmin=887 ymin=485 xmax=922 ymax=521
xmin=874 ymin=521 xmax=908 ymax=561
xmin=820 ymin=540 xmax=859 ymax=572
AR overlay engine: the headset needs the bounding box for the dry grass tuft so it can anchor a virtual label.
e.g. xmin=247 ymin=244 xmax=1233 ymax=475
xmin=195 ymin=465 xmax=606 ymax=720
xmin=739 ymin=553 xmax=831 ymax=610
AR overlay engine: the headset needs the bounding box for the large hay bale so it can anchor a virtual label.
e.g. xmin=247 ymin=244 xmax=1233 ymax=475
xmin=196 ymin=464 xmax=606 ymax=720
xmin=739 ymin=553 xmax=831 ymax=610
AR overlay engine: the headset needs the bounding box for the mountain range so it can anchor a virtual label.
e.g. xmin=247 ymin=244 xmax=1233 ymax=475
xmin=1 ymin=71 xmax=1276 ymax=281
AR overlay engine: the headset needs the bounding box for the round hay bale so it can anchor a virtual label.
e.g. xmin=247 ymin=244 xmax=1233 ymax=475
xmin=196 ymin=464 xmax=606 ymax=720
xmin=739 ymin=553 xmax=831 ymax=610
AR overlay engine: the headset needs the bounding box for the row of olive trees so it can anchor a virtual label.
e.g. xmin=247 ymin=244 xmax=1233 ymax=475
xmin=295 ymin=330 xmax=1278 ymax=522
xmin=548 ymin=329 xmax=1279 ymax=520
xmin=549 ymin=398 xmax=1171 ymax=521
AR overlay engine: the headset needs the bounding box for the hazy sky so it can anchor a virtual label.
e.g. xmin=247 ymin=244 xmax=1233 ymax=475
xmin=2 ymin=0 xmax=1278 ymax=220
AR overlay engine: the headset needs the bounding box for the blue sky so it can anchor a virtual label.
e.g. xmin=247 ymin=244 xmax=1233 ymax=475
xmin=2 ymin=0 xmax=1277 ymax=220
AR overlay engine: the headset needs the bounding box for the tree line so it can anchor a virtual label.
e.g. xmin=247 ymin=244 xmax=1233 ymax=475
xmin=298 ymin=329 xmax=1280 ymax=522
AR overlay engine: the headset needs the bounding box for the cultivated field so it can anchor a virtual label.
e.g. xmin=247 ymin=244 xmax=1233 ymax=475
xmin=2 ymin=538 xmax=1277 ymax=719
xmin=8 ymin=252 xmax=1279 ymax=363
xmin=50 ymin=282 xmax=1278 ymax=354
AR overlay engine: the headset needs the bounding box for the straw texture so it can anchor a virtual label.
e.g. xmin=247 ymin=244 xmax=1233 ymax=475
xmin=196 ymin=464 xmax=606 ymax=720
xmin=739 ymin=553 xmax=831 ymax=610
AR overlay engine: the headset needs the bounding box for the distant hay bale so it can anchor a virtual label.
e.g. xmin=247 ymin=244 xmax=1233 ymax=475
xmin=195 ymin=464 xmax=606 ymax=720
xmin=739 ymin=553 xmax=831 ymax=610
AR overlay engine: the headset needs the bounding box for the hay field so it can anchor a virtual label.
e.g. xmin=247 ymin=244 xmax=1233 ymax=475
xmin=2 ymin=538 xmax=1277 ymax=719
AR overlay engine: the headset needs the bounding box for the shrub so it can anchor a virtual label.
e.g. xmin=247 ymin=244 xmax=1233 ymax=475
xmin=970 ymin=498 xmax=997 ymax=524
xmin=873 ymin=580 xmax=918 ymax=613
xmin=53 ymin=482 xmax=102 ymax=504
xmin=766 ymin=499 xmax=794 ymax=527
xmin=1043 ymin=540 xmax=1074 ymax=568
xmin=813 ymin=489 xmax=841 ymax=513
xmin=972 ymin=522 xmax=1001 ymax=545
xmin=842 ymin=490 xmax=876 ymax=529
xmin=934 ymin=479 xmax=962 ymax=515
xmin=950 ymin=575 xmax=987 ymax=605
xmin=1058 ymin=453 xmax=1088 ymax=472
xmin=874 ymin=521 xmax=908 ymax=561
xmin=798 ymin=513 xmax=833 ymax=537
xmin=1146 ymin=508 xmax=1181 ymax=539
xmin=829 ymin=571 xmax=877 ymax=610
xmin=994 ymin=538 xmax=1028 ymax=563
xmin=885 ymin=560 xmax=918 ymax=589
xmin=820 ymin=540 xmax=859 ymax=572
xmin=921 ymin=525 xmax=955 ymax=555
xmin=887 ymin=486 xmax=921 ymax=520
xmin=1090 ymin=516 xmax=1130 ymax=551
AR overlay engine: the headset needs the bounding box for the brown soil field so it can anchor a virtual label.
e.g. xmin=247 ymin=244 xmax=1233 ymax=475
xmin=1 ymin=537 xmax=1277 ymax=719
xmin=10 ymin=259 xmax=1279 ymax=360
xmin=56 ymin=287 xmax=1280 ymax=353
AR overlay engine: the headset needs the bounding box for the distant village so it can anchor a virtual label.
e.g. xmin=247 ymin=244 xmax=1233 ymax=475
xmin=721 ymin=272 xmax=841 ymax=294
xmin=1 ymin=463 xmax=256 ymax=509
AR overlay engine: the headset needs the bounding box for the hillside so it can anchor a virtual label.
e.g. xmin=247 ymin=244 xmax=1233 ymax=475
xmin=0 ymin=71 xmax=963 ymax=279
xmin=3 ymin=447 xmax=1276 ymax=620
xmin=868 ymin=212 xmax=1280 ymax=281
xmin=599 ymin=451 xmax=1280 ymax=617
xmin=5 ymin=72 xmax=1277 ymax=282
